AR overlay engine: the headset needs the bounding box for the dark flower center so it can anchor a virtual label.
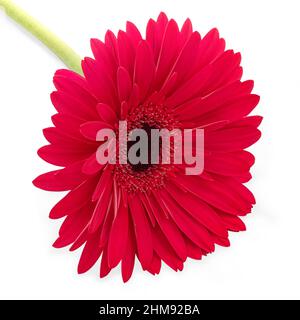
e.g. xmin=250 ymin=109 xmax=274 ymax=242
xmin=127 ymin=123 xmax=157 ymax=172
xmin=114 ymin=103 xmax=178 ymax=193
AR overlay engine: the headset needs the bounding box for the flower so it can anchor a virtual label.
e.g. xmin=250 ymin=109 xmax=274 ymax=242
xmin=33 ymin=12 xmax=261 ymax=282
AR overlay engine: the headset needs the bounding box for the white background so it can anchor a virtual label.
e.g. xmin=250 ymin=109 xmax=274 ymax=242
xmin=0 ymin=0 xmax=299 ymax=300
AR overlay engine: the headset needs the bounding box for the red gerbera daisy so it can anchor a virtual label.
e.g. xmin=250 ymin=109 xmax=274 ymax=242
xmin=33 ymin=12 xmax=261 ymax=282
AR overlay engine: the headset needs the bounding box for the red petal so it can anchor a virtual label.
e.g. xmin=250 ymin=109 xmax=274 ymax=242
xmin=129 ymin=83 xmax=140 ymax=110
xmin=206 ymin=125 xmax=261 ymax=152
xmin=80 ymin=121 xmax=113 ymax=141
xmin=170 ymin=31 xmax=201 ymax=83
xmin=146 ymin=13 xmax=169 ymax=63
xmin=96 ymin=103 xmax=117 ymax=125
xmin=186 ymin=239 xmax=202 ymax=260
xmin=175 ymin=80 xmax=254 ymax=116
xmin=104 ymin=30 xmax=119 ymax=62
xmin=77 ymin=231 xmax=103 ymax=274
xmin=117 ymin=31 xmax=135 ymax=76
xmin=53 ymin=203 xmax=93 ymax=248
xmin=126 ymin=21 xmax=142 ymax=49
xmin=216 ymin=175 xmax=255 ymax=204
xmin=149 ymin=192 xmax=187 ymax=260
xmin=82 ymin=153 xmax=105 ymax=175
xmin=51 ymin=113 xmax=84 ymax=139
xmin=99 ymin=205 xmax=114 ymax=248
xmin=153 ymin=227 xmax=184 ymax=271
xmin=54 ymin=69 xmax=88 ymax=89
xmin=157 ymin=72 xmax=178 ymax=98
xmin=100 ymin=246 xmax=112 ymax=278
xmin=128 ymin=196 xmax=153 ymax=269
xmin=147 ymin=253 xmax=162 ymax=275
xmin=180 ymin=18 xmax=193 ymax=44
xmin=89 ymin=178 xmax=113 ymax=233
xmin=155 ymin=20 xmax=180 ymax=89
xmin=165 ymin=185 xmax=228 ymax=237
xmin=134 ymin=40 xmax=155 ymax=100
xmin=92 ymin=167 xmax=113 ymax=201
xmin=213 ymin=235 xmax=230 ymax=247
xmin=146 ymin=18 xmax=156 ymax=54
xmin=53 ymin=74 xmax=98 ymax=117
xmin=201 ymin=51 xmax=242 ymax=94
xmin=205 ymin=150 xmax=255 ymax=177
xmin=90 ymin=38 xmax=116 ymax=74
xmin=43 ymin=127 xmax=91 ymax=145
xmin=117 ymin=66 xmax=132 ymax=103
xmin=33 ymin=161 xmax=86 ymax=191
xmin=50 ymin=91 xmax=94 ymax=120
xmin=175 ymin=175 xmax=251 ymax=215
xmin=160 ymin=189 xmax=215 ymax=252
xmin=49 ymin=177 xmax=97 ymax=219
xmin=196 ymin=28 xmax=225 ymax=70
xmin=121 ymin=222 xmax=136 ymax=283
xmin=226 ymin=115 xmax=263 ymax=128
xmin=194 ymin=95 xmax=260 ymax=125
xmin=154 ymin=13 xmax=169 ymax=59
xmin=218 ymin=211 xmax=246 ymax=232
xmin=81 ymin=57 xmax=117 ymax=108
xmin=164 ymin=63 xmax=212 ymax=107
xmin=38 ymin=144 xmax=91 ymax=167
xmin=166 ymin=50 xmax=241 ymax=107
xmin=108 ymin=202 xmax=129 ymax=268
xmin=138 ymin=193 xmax=156 ymax=227
xmin=69 ymin=225 xmax=89 ymax=251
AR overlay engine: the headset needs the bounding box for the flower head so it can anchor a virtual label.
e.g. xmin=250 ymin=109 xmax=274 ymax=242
xmin=33 ymin=12 xmax=261 ymax=282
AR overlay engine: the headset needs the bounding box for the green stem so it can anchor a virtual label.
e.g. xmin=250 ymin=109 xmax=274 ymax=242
xmin=0 ymin=0 xmax=83 ymax=74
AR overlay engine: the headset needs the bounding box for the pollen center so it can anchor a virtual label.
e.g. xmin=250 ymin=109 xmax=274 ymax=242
xmin=114 ymin=102 xmax=178 ymax=193
xmin=127 ymin=123 xmax=155 ymax=172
